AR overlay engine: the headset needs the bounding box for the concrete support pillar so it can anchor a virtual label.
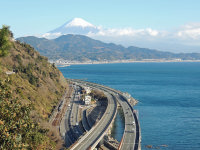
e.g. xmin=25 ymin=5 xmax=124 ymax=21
xmin=97 ymin=138 xmax=104 ymax=148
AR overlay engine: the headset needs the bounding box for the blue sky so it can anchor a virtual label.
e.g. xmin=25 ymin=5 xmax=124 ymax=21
xmin=1 ymin=0 xmax=200 ymax=52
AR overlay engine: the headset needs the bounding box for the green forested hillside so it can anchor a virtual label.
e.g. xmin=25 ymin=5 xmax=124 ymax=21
xmin=0 ymin=26 xmax=68 ymax=149
xmin=17 ymin=35 xmax=200 ymax=61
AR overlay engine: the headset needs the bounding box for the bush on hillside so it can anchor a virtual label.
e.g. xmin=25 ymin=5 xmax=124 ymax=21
xmin=0 ymin=25 xmax=12 ymax=57
xmin=0 ymin=79 xmax=47 ymax=149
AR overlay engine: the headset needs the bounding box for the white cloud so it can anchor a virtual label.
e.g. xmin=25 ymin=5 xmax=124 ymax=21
xmin=146 ymin=28 xmax=159 ymax=36
xmin=89 ymin=23 xmax=200 ymax=52
xmin=177 ymin=24 xmax=200 ymax=40
xmin=39 ymin=22 xmax=200 ymax=53
xmin=88 ymin=27 xmax=160 ymax=37
xmin=41 ymin=32 xmax=62 ymax=39
xmin=176 ymin=23 xmax=200 ymax=40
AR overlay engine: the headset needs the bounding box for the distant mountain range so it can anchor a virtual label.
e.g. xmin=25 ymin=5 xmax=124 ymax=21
xmin=17 ymin=34 xmax=200 ymax=62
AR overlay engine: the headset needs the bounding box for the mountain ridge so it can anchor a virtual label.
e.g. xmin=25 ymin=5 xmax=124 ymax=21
xmin=17 ymin=34 xmax=200 ymax=62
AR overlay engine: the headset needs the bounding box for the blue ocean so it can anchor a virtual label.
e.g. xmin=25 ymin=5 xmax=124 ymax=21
xmin=58 ymin=62 xmax=200 ymax=150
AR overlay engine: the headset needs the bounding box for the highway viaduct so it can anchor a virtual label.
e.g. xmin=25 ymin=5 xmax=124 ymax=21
xmin=62 ymin=79 xmax=141 ymax=150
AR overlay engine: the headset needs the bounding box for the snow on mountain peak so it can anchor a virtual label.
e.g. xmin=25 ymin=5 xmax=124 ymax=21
xmin=65 ymin=18 xmax=95 ymax=28
xmin=45 ymin=18 xmax=99 ymax=38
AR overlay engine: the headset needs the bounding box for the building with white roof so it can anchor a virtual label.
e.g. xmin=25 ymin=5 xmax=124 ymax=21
xmin=85 ymin=95 xmax=91 ymax=105
xmin=84 ymin=87 xmax=91 ymax=94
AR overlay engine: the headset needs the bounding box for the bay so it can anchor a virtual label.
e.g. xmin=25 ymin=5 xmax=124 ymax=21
xmin=58 ymin=62 xmax=200 ymax=150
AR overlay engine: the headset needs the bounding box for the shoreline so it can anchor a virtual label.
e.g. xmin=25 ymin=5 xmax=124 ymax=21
xmin=54 ymin=59 xmax=200 ymax=67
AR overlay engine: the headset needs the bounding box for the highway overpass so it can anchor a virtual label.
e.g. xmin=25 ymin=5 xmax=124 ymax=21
xmin=64 ymin=79 xmax=141 ymax=150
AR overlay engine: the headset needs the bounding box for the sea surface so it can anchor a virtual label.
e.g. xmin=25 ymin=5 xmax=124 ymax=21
xmin=58 ymin=62 xmax=200 ymax=150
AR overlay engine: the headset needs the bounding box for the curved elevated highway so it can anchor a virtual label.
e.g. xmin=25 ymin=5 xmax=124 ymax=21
xmin=71 ymin=88 xmax=117 ymax=150
xmin=69 ymin=79 xmax=141 ymax=150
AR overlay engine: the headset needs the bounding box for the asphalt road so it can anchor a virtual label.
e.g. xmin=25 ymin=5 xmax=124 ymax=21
xmin=72 ymin=92 xmax=116 ymax=150
xmin=70 ymin=86 xmax=83 ymax=139
xmin=60 ymin=85 xmax=83 ymax=147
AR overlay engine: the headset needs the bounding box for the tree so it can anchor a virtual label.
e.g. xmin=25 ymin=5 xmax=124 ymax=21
xmin=0 ymin=25 xmax=12 ymax=57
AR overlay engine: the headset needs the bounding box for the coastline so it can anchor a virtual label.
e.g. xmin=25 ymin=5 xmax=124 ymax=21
xmin=53 ymin=59 xmax=200 ymax=67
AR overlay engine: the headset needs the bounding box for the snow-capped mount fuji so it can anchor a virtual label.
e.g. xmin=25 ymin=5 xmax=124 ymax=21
xmin=64 ymin=18 xmax=95 ymax=28
xmin=45 ymin=18 xmax=99 ymax=38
